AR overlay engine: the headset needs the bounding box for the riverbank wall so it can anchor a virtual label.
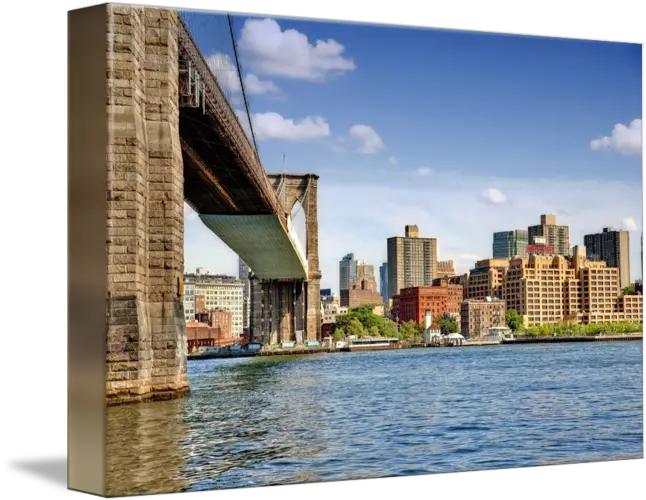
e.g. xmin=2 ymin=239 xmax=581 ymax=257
xmin=187 ymin=333 xmax=642 ymax=360
xmin=502 ymin=333 xmax=643 ymax=344
xmin=187 ymin=347 xmax=332 ymax=360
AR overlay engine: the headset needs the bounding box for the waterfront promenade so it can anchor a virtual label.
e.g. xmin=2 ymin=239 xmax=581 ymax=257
xmin=187 ymin=332 xmax=643 ymax=360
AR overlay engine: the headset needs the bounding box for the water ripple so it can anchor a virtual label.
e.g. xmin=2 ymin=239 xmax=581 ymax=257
xmin=106 ymin=342 xmax=643 ymax=496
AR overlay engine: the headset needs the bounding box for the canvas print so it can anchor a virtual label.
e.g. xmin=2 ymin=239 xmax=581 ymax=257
xmin=68 ymin=2 xmax=642 ymax=497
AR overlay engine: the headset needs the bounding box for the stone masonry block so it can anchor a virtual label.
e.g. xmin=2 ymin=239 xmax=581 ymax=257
xmin=104 ymin=6 xmax=189 ymax=405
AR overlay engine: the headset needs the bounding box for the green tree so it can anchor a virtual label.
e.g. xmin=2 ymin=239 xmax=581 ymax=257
xmin=346 ymin=318 xmax=365 ymax=337
xmin=506 ymin=309 xmax=523 ymax=332
xmin=351 ymin=304 xmax=383 ymax=330
xmin=523 ymin=321 xmax=641 ymax=337
xmin=334 ymin=313 xmax=352 ymax=331
xmin=379 ymin=318 xmax=399 ymax=338
xmin=434 ymin=315 xmax=458 ymax=335
xmin=623 ymin=285 xmax=636 ymax=295
xmin=332 ymin=328 xmax=345 ymax=341
xmin=335 ymin=306 xmax=404 ymax=339
xmin=445 ymin=318 xmax=459 ymax=334
xmin=398 ymin=320 xmax=419 ymax=342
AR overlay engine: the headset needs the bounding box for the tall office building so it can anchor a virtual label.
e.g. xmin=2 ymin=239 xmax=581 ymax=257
xmin=379 ymin=262 xmax=388 ymax=304
xmin=339 ymin=253 xmax=357 ymax=292
xmin=238 ymin=257 xmax=251 ymax=330
xmin=341 ymin=260 xmax=381 ymax=307
xmin=387 ymin=225 xmax=438 ymax=300
xmin=356 ymin=260 xmax=375 ymax=284
xmin=528 ymin=214 xmax=570 ymax=256
xmin=583 ymin=227 xmax=631 ymax=289
xmin=493 ymin=230 xmax=528 ymax=258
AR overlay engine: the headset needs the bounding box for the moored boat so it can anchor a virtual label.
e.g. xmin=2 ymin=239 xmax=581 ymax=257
xmin=344 ymin=337 xmax=399 ymax=352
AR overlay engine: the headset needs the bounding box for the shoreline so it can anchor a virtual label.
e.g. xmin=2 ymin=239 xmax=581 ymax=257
xmin=187 ymin=333 xmax=642 ymax=360
xmin=501 ymin=333 xmax=643 ymax=344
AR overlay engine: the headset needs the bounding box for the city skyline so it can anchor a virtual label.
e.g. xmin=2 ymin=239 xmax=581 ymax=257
xmin=183 ymin=13 xmax=642 ymax=292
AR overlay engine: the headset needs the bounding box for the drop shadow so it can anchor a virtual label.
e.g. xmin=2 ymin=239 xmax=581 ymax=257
xmin=12 ymin=457 xmax=67 ymax=487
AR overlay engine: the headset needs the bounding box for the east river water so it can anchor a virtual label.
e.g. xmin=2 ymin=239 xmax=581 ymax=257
xmin=106 ymin=342 xmax=643 ymax=496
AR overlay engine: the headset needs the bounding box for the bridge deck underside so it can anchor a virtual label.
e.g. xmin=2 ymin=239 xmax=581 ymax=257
xmin=181 ymin=107 xmax=278 ymax=216
xmin=180 ymin=108 xmax=306 ymax=279
xmin=199 ymin=214 xmax=307 ymax=280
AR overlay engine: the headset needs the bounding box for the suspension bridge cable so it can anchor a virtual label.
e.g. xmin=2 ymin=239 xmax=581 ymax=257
xmin=227 ymin=13 xmax=261 ymax=161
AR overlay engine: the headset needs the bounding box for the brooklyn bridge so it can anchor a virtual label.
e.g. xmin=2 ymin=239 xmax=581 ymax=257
xmin=100 ymin=5 xmax=321 ymax=404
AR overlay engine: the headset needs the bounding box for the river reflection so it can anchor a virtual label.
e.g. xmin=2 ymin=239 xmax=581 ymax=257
xmin=106 ymin=398 xmax=190 ymax=496
xmin=106 ymin=343 xmax=643 ymax=496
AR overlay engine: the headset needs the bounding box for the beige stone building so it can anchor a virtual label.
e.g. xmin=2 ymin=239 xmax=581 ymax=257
xmin=461 ymin=298 xmax=507 ymax=338
xmin=464 ymin=259 xmax=510 ymax=300
xmin=502 ymin=246 xmax=642 ymax=327
xmin=528 ymin=214 xmax=570 ymax=256
xmin=387 ymin=225 xmax=438 ymax=300
xmin=436 ymin=260 xmax=456 ymax=278
xmin=322 ymin=303 xmax=349 ymax=324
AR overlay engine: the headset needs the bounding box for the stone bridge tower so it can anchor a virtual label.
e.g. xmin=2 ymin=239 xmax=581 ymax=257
xmin=250 ymin=174 xmax=321 ymax=344
xmin=67 ymin=4 xmax=189 ymax=410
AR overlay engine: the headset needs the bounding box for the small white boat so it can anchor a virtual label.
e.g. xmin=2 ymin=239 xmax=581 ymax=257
xmin=344 ymin=337 xmax=399 ymax=352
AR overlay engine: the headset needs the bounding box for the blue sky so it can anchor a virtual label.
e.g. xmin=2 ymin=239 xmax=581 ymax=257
xmin=181 ymin=10 xmax=643 ymax=292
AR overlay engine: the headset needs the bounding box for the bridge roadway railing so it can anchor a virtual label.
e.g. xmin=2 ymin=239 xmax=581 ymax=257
xmin=177 ymin=17 xmax=287 ymax=224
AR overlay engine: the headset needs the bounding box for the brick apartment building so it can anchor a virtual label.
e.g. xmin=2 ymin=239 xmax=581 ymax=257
xmin=394 ymin=279 xmax=464 ymax=324
xmin=209 ymin=308 xmax=233 ymax=338
xmin=194 ymin=308 xmax=233 ymax=337
xmin=460 ymin=298 xmax=507 ymax=339
xmin=186 ymin=320 xmax=235 ymax=352
xmin=340 ymin=279 xmax=383 ymax=308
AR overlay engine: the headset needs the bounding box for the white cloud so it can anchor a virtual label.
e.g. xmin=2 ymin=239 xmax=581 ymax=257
xmin=206 ymin=52 xmax=280 ymax=97
xmin=622 ymin=217 xmax=638 ymax=231
xmin=417 ymin=167 xmax=433 ymax=176
xmin=590 ymin=118 xmax=642 ymax=155
xmin=244 ymin=73 xmax=280 ymax=95
xmin=238 ymin=18 xmax=356 ymax=80
xmin=206 ymin=53 xmax=241 ymax=93
xmin=349 ymin=125 xmax=384 ymax=154
xmin=251 ymin=112 xmax=330 ymax=141
xmin=184 ymin=171 xmax=642 ymax=292
xmin=479 ymin=187 xmax=507 ymax=205
xmin=388 ymin=156 xmax=398 ymax=165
